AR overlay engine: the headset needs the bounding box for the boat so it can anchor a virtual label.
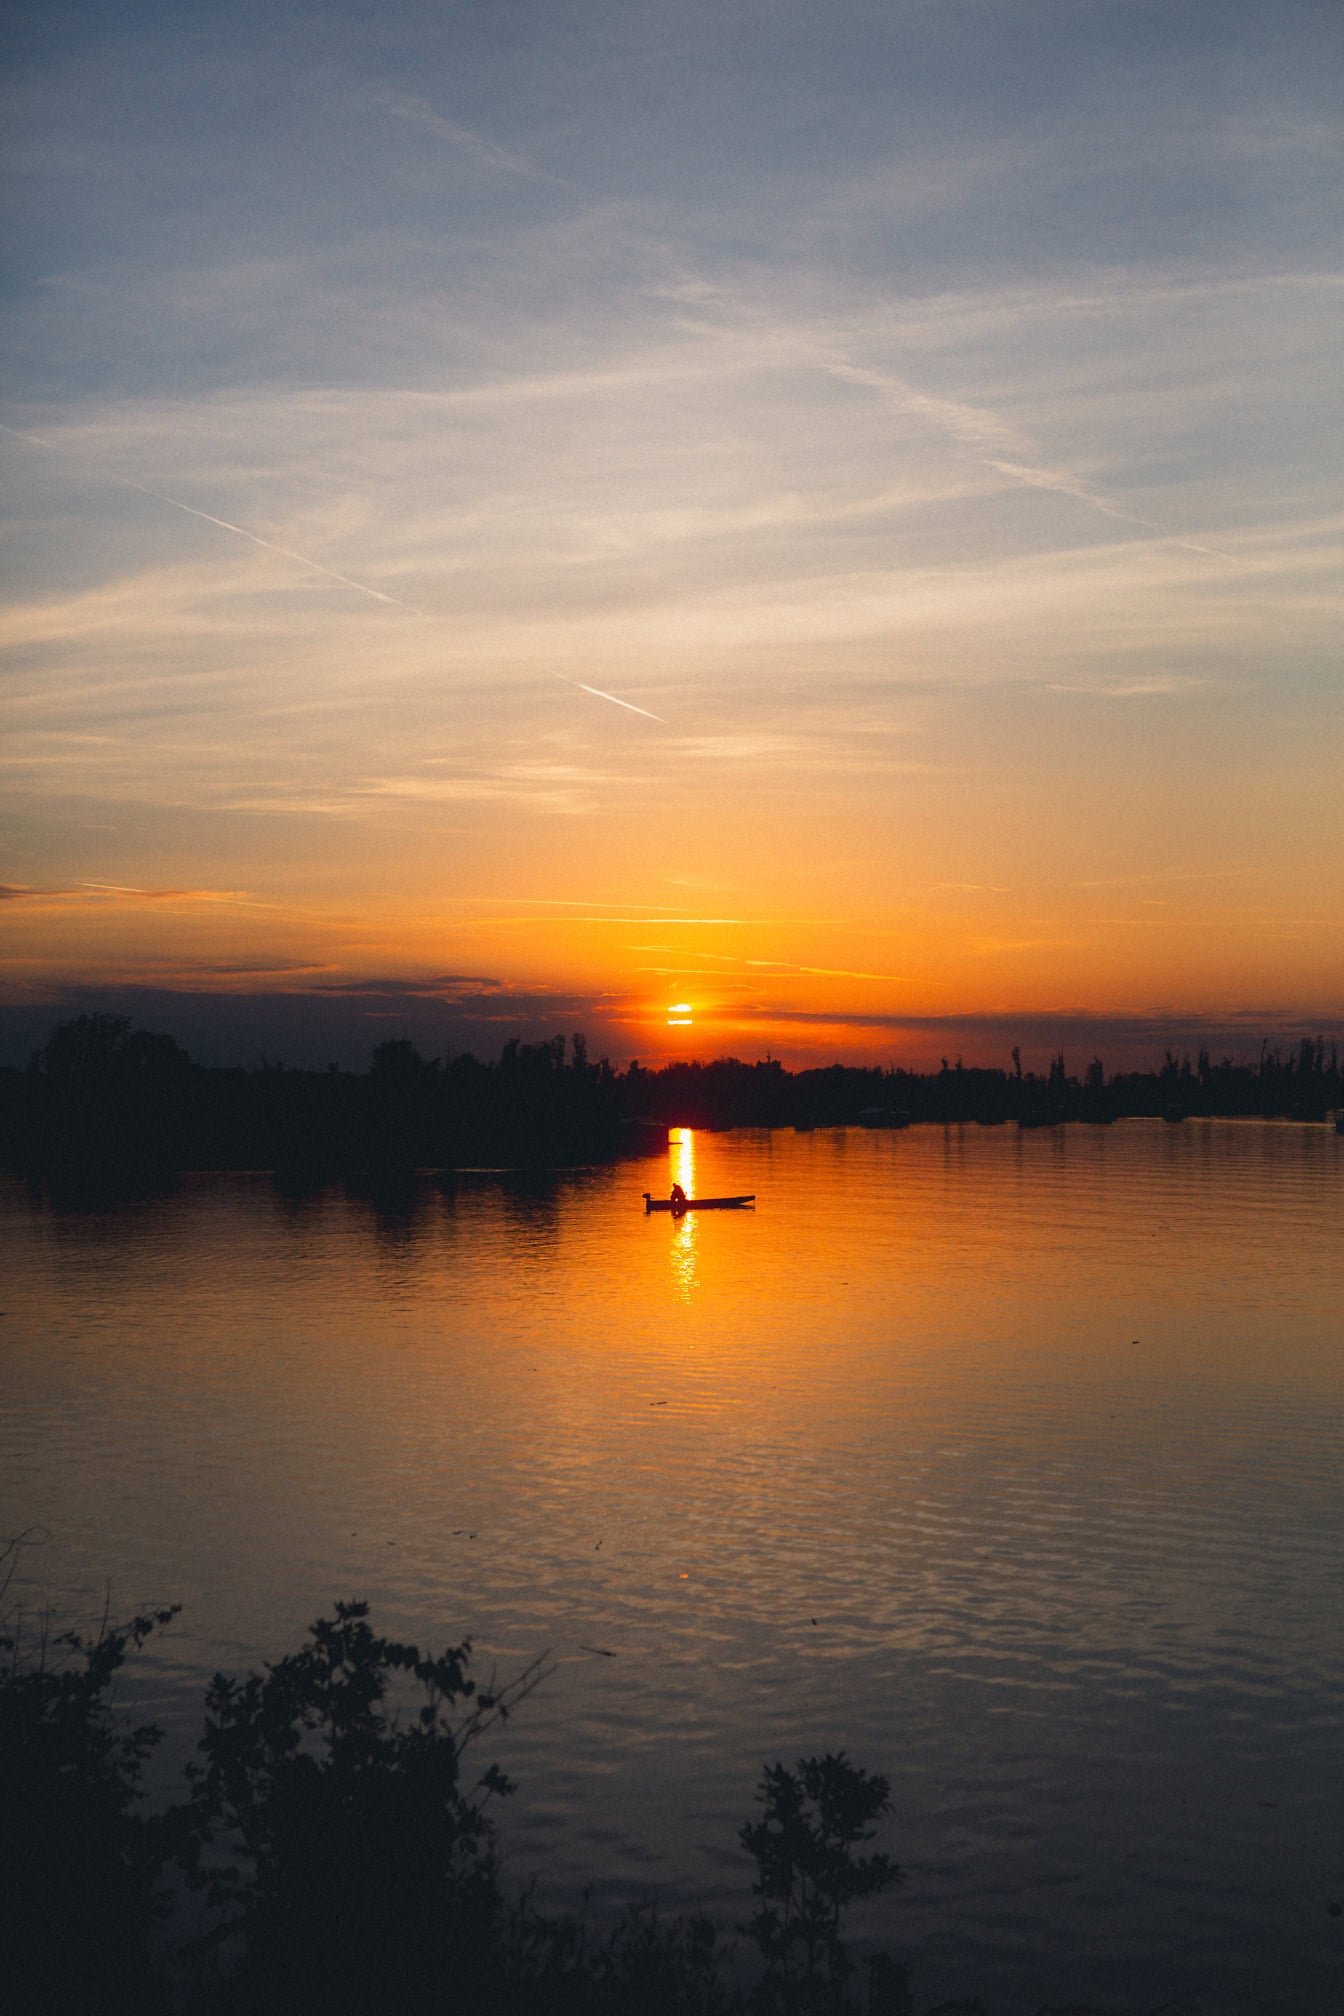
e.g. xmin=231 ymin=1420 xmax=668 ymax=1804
xmin=643 ymin=1192 xmax=755 ymax=1214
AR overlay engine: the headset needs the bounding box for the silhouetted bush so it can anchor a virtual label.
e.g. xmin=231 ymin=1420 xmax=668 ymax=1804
xmin=1 ymin=1575 xmax=1213 ymax=2014
xmin=182 ymin=1601 xmax=548 ymax=2015
xmin=0 ymin=1546 xmax=179 ymax=2015
xmin=741 ymin=1755 xmax=903 ymax=2012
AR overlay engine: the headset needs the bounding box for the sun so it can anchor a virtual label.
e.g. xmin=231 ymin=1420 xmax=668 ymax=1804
xmin=667 ymin=1002 xmax=693 ymax=1026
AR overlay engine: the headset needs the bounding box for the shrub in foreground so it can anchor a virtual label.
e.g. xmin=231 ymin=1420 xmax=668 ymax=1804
xmin=0 ymin=1583 xmax=180 ymax=2015
xmin=1 ymin=1587 xmax=907 ymax=2014
xmin=182 ymin=1600 xmax=548 ymax=2014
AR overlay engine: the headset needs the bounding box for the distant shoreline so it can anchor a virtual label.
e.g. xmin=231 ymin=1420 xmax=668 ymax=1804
xmin=2 ymin=1013 xmax=1340 ymax=1175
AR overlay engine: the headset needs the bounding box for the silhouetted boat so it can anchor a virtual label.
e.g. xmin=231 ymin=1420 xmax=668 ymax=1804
xmin=643 ymin=1192 xmax=755 ymax=1213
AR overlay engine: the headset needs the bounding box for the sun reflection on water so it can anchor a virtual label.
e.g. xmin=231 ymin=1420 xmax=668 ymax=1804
xmin=669 ymin=1127 xmax=698 ymax=1302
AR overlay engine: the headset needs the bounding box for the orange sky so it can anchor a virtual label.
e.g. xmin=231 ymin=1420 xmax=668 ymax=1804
xmin=3 ymin=0 xmax=1341 ymax=1071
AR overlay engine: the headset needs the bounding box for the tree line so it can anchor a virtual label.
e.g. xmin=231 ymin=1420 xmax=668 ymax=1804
xmin=1 ymin=1014 xmax=1340 ymax=1174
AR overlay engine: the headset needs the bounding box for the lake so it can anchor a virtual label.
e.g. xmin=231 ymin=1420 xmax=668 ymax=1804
xmin=3 ymin=1119 xmax=1342 ymax=2012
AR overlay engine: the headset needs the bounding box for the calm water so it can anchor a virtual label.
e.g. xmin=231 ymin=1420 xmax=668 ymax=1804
xmin=3 ymin=1121 xmax=1342 ymax=2012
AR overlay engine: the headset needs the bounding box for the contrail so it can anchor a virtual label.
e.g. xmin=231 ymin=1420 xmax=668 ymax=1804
xmin=555 ymin=675 xmax=667 ymax=724
xmin=117 ymin=478 xmax=423 ymax=611
xmin=4 ymin=418 xmax=672 ymax=726
xmin=820 ymin=364 xmax=1246 ymax=567
xmin=0 ymin=420 xmax=423 ymax=614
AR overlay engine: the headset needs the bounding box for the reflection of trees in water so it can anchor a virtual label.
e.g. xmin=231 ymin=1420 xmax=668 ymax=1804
xmin=269 ymin=1166 xmax=329 ymax=1231
xmin=496 ymin=1165 xmax=613 ymax=1256
xmin=343 ymin=1167 xmax=428 ymax=1257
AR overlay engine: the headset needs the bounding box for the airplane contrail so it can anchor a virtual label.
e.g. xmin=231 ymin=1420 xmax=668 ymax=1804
xmin=117 ymin=478 xmax=424 ymax=612
xmin=554 ymin=675 xmax=667 ymax=724
xmin=0 ymin=420 xmax=423 ymax=614
xmin=3 ymin=418 xmax=673 ymax=725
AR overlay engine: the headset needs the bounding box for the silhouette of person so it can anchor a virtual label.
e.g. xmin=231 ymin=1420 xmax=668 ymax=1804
xmin=670 ymin=1182 xmax=687 ymax=1214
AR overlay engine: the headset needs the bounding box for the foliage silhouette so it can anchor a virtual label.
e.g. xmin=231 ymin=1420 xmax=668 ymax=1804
xmin=0 ymin=1544 xmax=180 ymax=2016
xmin=184 ymin=1600 xmax=551 ymax=2015
xmin=501 ymin=1893 xmax=736 ymax=2016
xmin=0 ymin=1578 xmax=1233 ymax=2014
xmin=178 ymin=1607 xmax=911 ymax=2015
xmin=740 ymin=1754 xmax=903 ymax=2013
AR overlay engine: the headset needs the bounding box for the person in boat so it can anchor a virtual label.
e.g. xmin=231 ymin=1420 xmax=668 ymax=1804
xmin=669 ymin=1182 xmax=688 ymax=1214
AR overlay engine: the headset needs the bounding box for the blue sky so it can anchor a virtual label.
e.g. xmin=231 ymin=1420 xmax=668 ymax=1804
xmin=2 ymin=0 xmax=1341 ymax=1068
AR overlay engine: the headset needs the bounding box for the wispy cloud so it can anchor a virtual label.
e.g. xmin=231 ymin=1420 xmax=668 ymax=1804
xmin=1067 ymin=864 xmax=1263 ymax=893
xmin=356 ymin=763 xmax=606 ymax=815
xmin=371 ymin=87 xmax=570 ymax=187
xmin=3 ymin=881 xmax=262 ymax=908
xmin=309 ymin=973 xmax=506 ymax=998
xmin=449 ymin=896 xmax=698 ymax=913
xmin=629 ymin=946 xmax=906 ymax=982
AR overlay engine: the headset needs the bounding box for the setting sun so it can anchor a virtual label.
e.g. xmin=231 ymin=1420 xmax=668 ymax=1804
xmin=668 ymin=1004 xmax=693 ymax=1026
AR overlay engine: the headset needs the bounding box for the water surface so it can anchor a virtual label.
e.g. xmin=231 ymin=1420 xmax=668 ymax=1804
xmin=3 ymin=1120 xmax=1342 ymax=2011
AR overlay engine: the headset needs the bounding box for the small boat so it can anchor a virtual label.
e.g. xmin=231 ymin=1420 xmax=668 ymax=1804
xmin=643 ymin=1192 xmax=755 ymax=1214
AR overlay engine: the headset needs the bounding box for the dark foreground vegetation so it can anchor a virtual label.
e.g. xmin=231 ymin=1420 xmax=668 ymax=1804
xmin=2 ymin=1012 xmax=1341 ymax=1174
xmin=3 ymin=1565 xmax=1202 ymax=2016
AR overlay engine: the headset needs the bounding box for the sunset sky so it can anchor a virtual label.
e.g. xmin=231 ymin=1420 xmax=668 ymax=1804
xmin=3 ymin=0 xmax=1340 ymax=1071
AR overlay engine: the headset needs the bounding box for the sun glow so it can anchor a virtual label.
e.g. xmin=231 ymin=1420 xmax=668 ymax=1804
xmin=668 ymin=1002 xmax=693 ymax=1025
xmin=668 ymin=1128 xmax=698 ymax=1301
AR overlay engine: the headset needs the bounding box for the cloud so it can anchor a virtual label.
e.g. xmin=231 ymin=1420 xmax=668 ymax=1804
xmin=629 ymin=946 xmax=906 ymax=982
xmin=173 ymin=960 xmax=339 ymax=979
xmin=449 ymin=895 xmax=699 ymax=913
xmin=0 ymin=881 xmax=257 ymax=909
xmin=307 ymin=974 xmax=506 ymax=999
xmin=370 ymin=88 xmax=569 ymax=187
xmin=355 ymin=763 xmax=607 ymax=816
xmin=75 ymin=881 xmax=253 ymax=902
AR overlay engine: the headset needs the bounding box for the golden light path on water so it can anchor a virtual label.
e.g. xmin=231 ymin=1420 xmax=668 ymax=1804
xmin=668 ymin=1127 xmax=698 ymax=1303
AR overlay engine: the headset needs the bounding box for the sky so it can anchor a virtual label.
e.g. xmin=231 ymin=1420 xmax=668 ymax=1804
xmin=2 ymin=0 xmax=1341 ymax=1072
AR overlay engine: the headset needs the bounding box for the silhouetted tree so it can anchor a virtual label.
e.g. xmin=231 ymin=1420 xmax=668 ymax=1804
xmin=369 ymin=1036 xmax=429 ymax=1081
xmin=0 ymin=1567 xmax=179 ymax=2016
xmin=184 ymin=1602 xmax=550 ymax=2015
xmin=741 ymin=1753 xmax=901 ymax=2012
